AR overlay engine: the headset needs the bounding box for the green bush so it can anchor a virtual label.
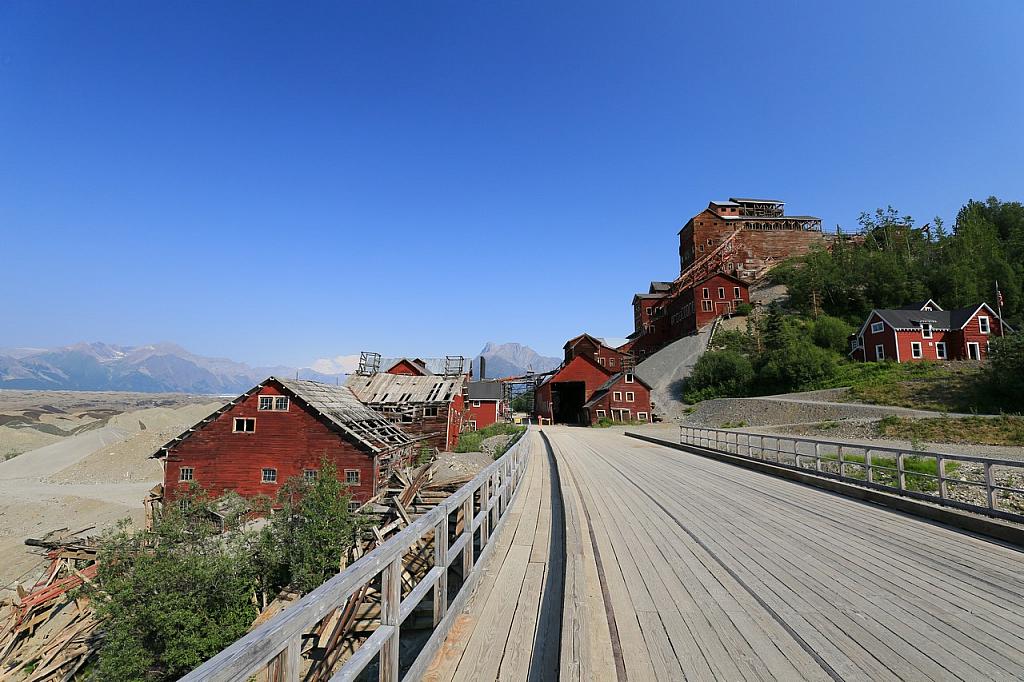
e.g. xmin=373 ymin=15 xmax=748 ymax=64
xmin=812 ymin=315 xmax=854 ymax=354
xmin=455 ymin=422 xmax=525 ymax=454
xmin=684 ymin=350 xmax=754 ymax=402
xmin=735 ymin=302 xmax=753 ymax=316
xmin=756 ymin=341 xmax=837 ymax=394
xmin=987 ymin=334 xmax=1024 ymax=411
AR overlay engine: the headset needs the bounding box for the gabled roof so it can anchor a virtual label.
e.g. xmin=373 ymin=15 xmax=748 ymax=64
xmin=650 ymin=281 xmax=674 ymax=293
xmin=564 ymin=332 xmax=628 ymax=353
xmin=468 ymin=381 xmax=504 ymax=401
xmin=632 ymin=292 xmax=668 ymax=304
xmin=345 ymin=372 xmax=464 ymax=405
xmin=548 ymin=353 xmax=615 ymax=384
xmin=151 ymin=377 xmax=414 ymax=459
xmin=583 ymin=372 xmax=651 ymax=408
xmin=384 ymin=358 xmax=433 ymax=375
xmin=861 ymin=302 xmax=1008 ymax=334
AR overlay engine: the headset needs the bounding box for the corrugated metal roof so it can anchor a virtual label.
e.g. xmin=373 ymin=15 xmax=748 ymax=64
xmin=709 ymin=200 xmax=740 ymax=207
xmin=468 ymin=381 xmax=504 ymax=401
xmin=345 ymin=372 xmax=464 ymax=404
xmin=730 ymin=197 xmax=784 ymax=204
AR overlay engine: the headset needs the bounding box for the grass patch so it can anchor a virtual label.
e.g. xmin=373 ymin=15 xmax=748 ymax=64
xmin=454 ymin=423 xmax=526 ymax=455
xmin=593 ymin=418 xmax=648 ymax=428
xmin=814 ymin=420 xmax=840 ymax=431
xmin=827 ymin=361 xmax=992 ymax=413
xmin=876 ymin=415 xmax=1024 ymax=447
xmin=719 ymin=420 xmax=748 ymax=429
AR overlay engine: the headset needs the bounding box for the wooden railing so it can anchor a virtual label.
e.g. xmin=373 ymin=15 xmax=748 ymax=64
xmin=181 ymin=427 xmax=532 ymax=682
xmin=680 ymin=426 xmax=1024 ymax=524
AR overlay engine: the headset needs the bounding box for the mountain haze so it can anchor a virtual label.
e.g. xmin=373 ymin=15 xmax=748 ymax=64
xmin=473 ymin=342 xmax=560 ymax=378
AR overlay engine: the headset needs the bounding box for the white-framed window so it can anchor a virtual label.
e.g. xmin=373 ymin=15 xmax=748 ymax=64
xmin=348 ymin=501 xmax=361 ymax=513
xmin=598 ymin=357 xmax=606 ymax=366
xmin=179 ymin=466 xmax=194 ymax=482
xmin=718 ymin=287 xmax=726 ymax=299
xmin=921 ymin=323 xmax=932 ymax=339
xmin=638 ymin=412 xmax=648 ymax=421
xmin=936 ymin=342 xmax=947 ymax=360
xmin=645 ymin=306 xmax=652 ymax=315
xmin=467 ymin=420 xmax=477 ymax=431
xmin=979 ymin=316 xmax=990 ymax=334
xmin=595 ymin=409 xmax=606 ymax=418
xmin=258 ymin=395 xmax=290 ymax=411
xmin=345 ymin=469 xmax=360 ymax=485
xmin=870 ymin=321 xmax=884 ymax=334
xmin=261 ymin=468 xmax=277 ymax=483
xmin=911 ymin=342 xmax=923 ymax=359
xmin=609 ymin=358 xmax=616 ymax=368
xmin=472 ymin=400 xmax=481 ymax=408
xmin=423 ymin=406 xmax=438 ymax=417
xmin=875 ymin=345 xmax=885 ymax=361
xmin=968 ymin=342 xmax=981 ymax=360
xmin=625 ymin=392 xmax=635 ymax=402
xmin=625 ymin=373 xmax=634 ymax=383
xmin=304 ymin=469 xmax=318 ymax=482
xmin=702 ymin=288 xmax=710 ymax=299
xmin=702 ymin=300 xmax=714 ymax=312
xmin=613 ymin=391 xmax=622 ymax=401
xmin=733 ymin=286 xmax=741 ymax=298
xmin=178 ymin=498 xmax=191 ymax=513
xmin=233 ymin=417 xmax=255 ymax=433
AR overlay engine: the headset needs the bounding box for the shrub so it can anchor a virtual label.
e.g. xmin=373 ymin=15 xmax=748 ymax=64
xmin=756 ymin=341 xmax=837 ymax=394
xmin=812 ymin=315 xmax=854 ymax=354
xmin=455 ymin=423 xmax=525 ymax=453
xmin=735 ymin=302 xmax=753 ymax=316
xmin=986 ymin=334 xmax=1024 ymax=412
xmin=684 ymin=350 xmax=754 ymax=402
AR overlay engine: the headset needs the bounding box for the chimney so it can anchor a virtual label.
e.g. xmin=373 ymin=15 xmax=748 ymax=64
xmin=479 ymin=356 xmax=487 ymax=380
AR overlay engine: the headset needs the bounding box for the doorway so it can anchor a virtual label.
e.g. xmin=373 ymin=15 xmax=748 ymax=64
xmin=551 ymin=382 xmax=587 ymax=424
xmin=967 ymin=342 xmax=981 ymax=360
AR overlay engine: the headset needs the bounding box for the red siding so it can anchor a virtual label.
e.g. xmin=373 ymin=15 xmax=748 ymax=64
xmin=564 ymin=335 xmax=628 ymax=370
xmin=387 ymin=359 xmax=427 ymax=376
xmin=584 ymin=376 xmax=652 ymax=425
xmin=467 ymin=399 xmax=501 ymax=430
xmin=534 ymin=355 xmax=615 ymax=421
xmin=858 ymin=312 xmax=900 ymax=362
xmin=163 ymin=384 xmax=377 ymax=505
xmin=446 ymin=393 xmax=465 ymax=450
xmin=855 ymin=305 xmax=1006 ymax=363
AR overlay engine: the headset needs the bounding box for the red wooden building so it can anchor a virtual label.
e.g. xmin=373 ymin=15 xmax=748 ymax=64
xmin=850 ymin=300 xmax=1010 ymax=363
xmin=534 ymin=354 xmax=614 ymax=424
xmin=384 ymin=358 xmax=433 ymax=376
xmin=345 ymin=372 xmax=466 ymax=450
xmin=582 ymin=372 xmax=653 ymax=425
xmin=563 ymin=333 xmax=631 ymax=372
xmin=466 ymin=380 xmax=505 ymax=430
xmin=152 ymin=377 xmax=415 ymax=508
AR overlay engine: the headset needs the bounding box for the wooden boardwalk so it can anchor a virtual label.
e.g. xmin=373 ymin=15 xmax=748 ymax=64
xmin=431 ymin=426 xmax=1024 ymax=681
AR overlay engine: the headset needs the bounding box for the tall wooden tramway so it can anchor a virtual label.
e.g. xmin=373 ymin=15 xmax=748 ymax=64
xmin=670 ymin=227 xmax=744 ymax=297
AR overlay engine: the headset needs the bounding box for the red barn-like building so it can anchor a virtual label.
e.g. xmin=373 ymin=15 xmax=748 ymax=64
xmin=384 ymin=358 xmax=433 ymax=376
xmin=534 ymin=354 xmax=615 ymax=424
xmin=345 ymin=372 xmax=466 ymax=450
xmin=466 ymin=380 xmax=505 ymax=430
xmin=153 ymin=377 xmax=415 ymax=508
xmin=851 ymin=300 xmax=1010 ymax=363
xmin=582 ymin=372 xmax=653 ymax=424
xmin=563 ymin=333 xmax=631 ymax=371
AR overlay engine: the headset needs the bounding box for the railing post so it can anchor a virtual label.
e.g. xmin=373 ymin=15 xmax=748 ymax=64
xmin=865 ymin=450 xmax=873 ymax=483
xmin=380 ymin=557 xmax=401 ymax=682
xmin=480 ymin=479 xmax=490 ymax=545
xmin=936 ymin=455 xmax=947 ymax=500
xmin=462 ymin=495 xmax=474 ymax=578
xmin=814 ymin=442 xmax=822 ymax=472
xmin=433 ymin=514 xmax=449 ymax=627
xmin=838 ymin=445 xmax=845 ymax=478
xmin=985 ymin=462 xmax=997 ymax=511
xmin=897 ymin=452 xmax=906 ymax=491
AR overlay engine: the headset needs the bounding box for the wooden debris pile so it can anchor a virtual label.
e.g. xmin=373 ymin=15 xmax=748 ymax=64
xmin=0 ymin=529 xmax=100 ymax=681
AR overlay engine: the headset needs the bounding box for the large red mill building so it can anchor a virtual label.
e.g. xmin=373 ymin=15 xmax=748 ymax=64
xmin=629 ymin=196 xmax=825 ymax=357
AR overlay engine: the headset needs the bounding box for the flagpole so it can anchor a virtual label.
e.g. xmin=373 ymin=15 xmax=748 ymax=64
xmin=996 ymin=280 xmax=1004 ymax=337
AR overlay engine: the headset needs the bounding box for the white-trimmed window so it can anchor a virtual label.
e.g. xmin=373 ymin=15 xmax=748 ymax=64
xmin=472 ymin=400 xmax=481 ymax=408
xmin=702 ymin=288 xmax=710 ymax=299
xmin=258 ymin=395 xmax=290 ymax=411
xmin=179 ymin=466 xmax=194 ymax=482
xmin=345 ymin=469 xmax=360 ymax=485
xmin=718 ymin=287 xmax=726 ymax=299
xmin=645 ymin=306 xmax=652 ymax=315
xmin=261 ymin=468 xmax=277 ymax=483
xmin=613 ymin=391 xmax=622 ymax=401
xmin=467 ymin=420 xmax=477 ymax=431
xmin=598 ymin=357 xmax=606 ymax=366
xmin=595 ymin=409 xmax=606 ymax=418
xmin=304 ymin=469 xmax=318 ymax=482
xmin=921 ymin=323 xmax=932 ymax=339
xmin=870 ymin=321 xmax=884 ymax=334
xmin=348 ymin=501 xmax=361 ymax=513
xmin=423 ymin=406 xmax=438 ymax=418
xmin=233 ymin=417 xmax=255 ymax=433
xmin=979 ymin=316 xmax=990 ymax=334
xmin=733 ymin=286 xmax=741 ymax=298
xmin=609 ymin=358 xmax=616 ymax=368
xmin=638 ymin=412 xmax=648 ymax=421
xmin=875 ymin=344 xmax=885 ymax=361
xmin=625 ymin=373 xmax=634 ymax=383
xmin=625 ymin=392 xmax=635 ymax=402
xmin=702 ymin=300 xmax=714 ymax=312
xmin=911 ymin=342 xmax=923 ymax=359
xmin=178 ymin=498 xmax=191 ymax=513
xmin=936 ymin=342 xmax=947 ymax=360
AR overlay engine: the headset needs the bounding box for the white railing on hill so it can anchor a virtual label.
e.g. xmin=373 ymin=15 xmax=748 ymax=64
xmin=680 ymin=426 xmax=1024 ymax=524
xmin=181 ymin=427 xmax=532 ymax=682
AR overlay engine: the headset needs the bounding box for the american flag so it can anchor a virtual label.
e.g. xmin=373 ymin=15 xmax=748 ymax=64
xmin=998 ymin=289 xmax=1005 ymax=308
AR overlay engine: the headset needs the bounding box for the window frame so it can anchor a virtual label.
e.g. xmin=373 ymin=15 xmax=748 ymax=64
xmin=870 ymin=321 xmax=885 ymax=334
xmin=733 ymin=286 xmax=741 ymax=299
xmin=595 ymin=409 xmax=606 ymax=418
xmin=702 ymin=300 xmax=714 ymax=312
xmin=423 ymin=406 xmax=439 ymax=418
xmin=718 ymin=287 xmax=726 ymax=299
xmin=179 ymin=466 xmax=194 ymax=482
xmin=875 ymin=344 xmax=885 ymax=361
xmin=257 ymin=395 xmax=290 ymax=411
xmin=233 ymin=417 xmax=255 ymax=433
xmin=911 ymin=342 xmax=923 ymax=359
xmin=472 ymin=400 xmax=481 ymax=408
xmin=613 ymin=391 xmax=622 ymax=401
xmin=921 ymin=323 xmax=933 ymax=339
xmin=638 ymin=412 xmax=648 ymax=421
xmin=702 ymin=288 xmax=710 ymax=299
xmin=624 ymin=373 xmax=634 ymax=383
xmin=978 ymin=316 xmax=990 ymax=334
xmin=935 ymin=342 xmax=947 ymax=360
xmin=345 ymin=469 xmax=361 ymax=486
xmin=303 ymin=469 xmax=318 ymax=482
xmin=261 ymin=468 xmax=278 ymax=484
xmin=625 ymin=391 xmax=635 ymax=402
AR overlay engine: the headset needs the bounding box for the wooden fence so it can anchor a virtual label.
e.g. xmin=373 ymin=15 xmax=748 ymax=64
xmin=181 ymin=427 xmax=532 ymax=682
xmin=680 ymin=426 xmax=1024 ymax=524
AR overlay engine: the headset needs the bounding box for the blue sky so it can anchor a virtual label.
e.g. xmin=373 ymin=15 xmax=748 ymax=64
xmin=2 ymin=2 xmax=1022 ymax=368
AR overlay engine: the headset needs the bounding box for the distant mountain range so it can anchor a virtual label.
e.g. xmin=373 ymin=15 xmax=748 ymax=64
xmin=0 ymin=342 xmax=340 ymax=394
xmin=473 ymin=342 xmax=560 ymax=378
xmin=0 ymin=341 xmax=561 ymax=394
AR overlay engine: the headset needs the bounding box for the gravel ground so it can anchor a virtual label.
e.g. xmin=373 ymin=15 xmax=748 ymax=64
xmin=635 ymin=329 xmax=712 ymax=417
xmin=431 ymin=451 xmax=494 ymax=486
